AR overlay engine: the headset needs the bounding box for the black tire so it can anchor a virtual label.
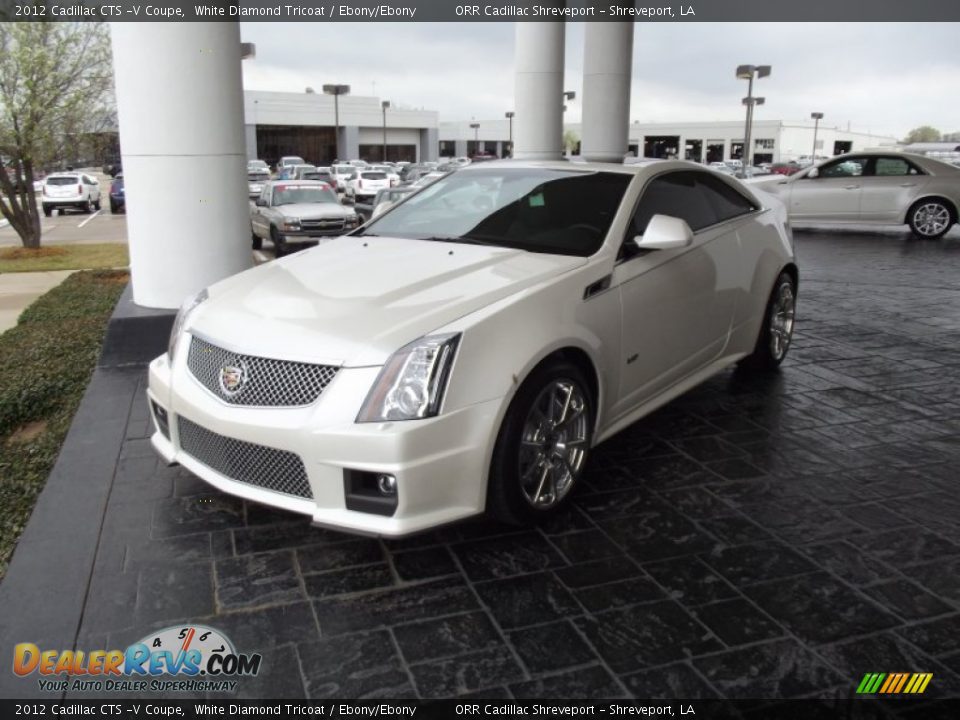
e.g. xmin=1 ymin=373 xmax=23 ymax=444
xmin=43 ymin=205 xmax=51 ymax=218
xmin=907 ymin=198 xmax=954 ymax=240
xmin=83 ymin=200 xmax=92 ymax=214
xmin=110 ymin=200 xmax=118 ymax=214
xmin=93 ymin=198 xmax=101 ymax=211
xmin=252 ymin=228 xmax=262 ymax=250
xmin=270 ymin=226 xmax=286 ymax=257
xmin=487 ymin=359 xmax=594 ymax=525
xmin=739 ymin=271 xmax=796 ymax=371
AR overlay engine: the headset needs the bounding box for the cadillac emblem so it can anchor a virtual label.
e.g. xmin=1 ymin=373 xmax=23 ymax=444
xmin=219 ymin=361 xmax=248 ymax=396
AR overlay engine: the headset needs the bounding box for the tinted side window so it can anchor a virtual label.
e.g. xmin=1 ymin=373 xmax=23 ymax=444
xmin=873 ymin=157 xmax=922 ymax=176
xmin=631 ymin=171 xmax=716 ymax=235
xmin=697 ymin=173 xmax=757 ymax=222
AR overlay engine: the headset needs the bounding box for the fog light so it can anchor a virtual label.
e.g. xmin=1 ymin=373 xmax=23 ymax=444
xmin=376 ymin=474 xmax=397 ymax=495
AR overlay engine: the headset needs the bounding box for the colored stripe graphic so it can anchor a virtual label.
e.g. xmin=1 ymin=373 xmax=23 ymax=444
xmin=857 ymin=672 xmax=932 ymax=694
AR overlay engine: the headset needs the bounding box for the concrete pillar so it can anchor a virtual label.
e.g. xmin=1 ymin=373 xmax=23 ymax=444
xmin=341 ymin=126 xmax=360 ymax=162
xmin=419 ymin=128 xmax=438 ymax=162
xmin=513 ymin=22 xmax=565 ymax=160
xmin=454 ymin=139 xmax=467 ymax=159
xmin=110 ymin=22 xmax=251 ymax=309
xmin=580 ymin=22 xmax=634 ymax=163
xmin=495 ymin=141 xmax=503 ymax=158
xmin=245 ymin=124 xmax=258 ymax=160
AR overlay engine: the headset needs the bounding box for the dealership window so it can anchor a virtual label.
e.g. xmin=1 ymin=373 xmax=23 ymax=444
xmin=755 ymin=138 xmax=774 ymax=150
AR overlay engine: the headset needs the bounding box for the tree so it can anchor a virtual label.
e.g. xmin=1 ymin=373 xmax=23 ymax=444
xmin=942 ymin=131 xmax=960 ymax=143
xmin=902 ymin=126 xmax=942 ymax=145
xmin=0 ymin=22 xmax=113 ymax=248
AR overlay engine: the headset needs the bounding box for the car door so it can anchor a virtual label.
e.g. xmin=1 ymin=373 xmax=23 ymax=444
xmin=785 ymin=156 xmax=869 ymax=221
xmin=611 ymin=170 xmax=743 ymax=415
xmin=859 ymin=156 xmax=930 ymax=222
xmin=251 ymin=186 xmax=271 ymax=237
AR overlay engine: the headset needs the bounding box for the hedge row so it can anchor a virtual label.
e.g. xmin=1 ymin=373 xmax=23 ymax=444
xmin=0 ymin=270 xmax=127 ymax=578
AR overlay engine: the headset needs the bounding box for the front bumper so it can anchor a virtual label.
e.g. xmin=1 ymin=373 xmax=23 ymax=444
xmin=147 ymin=345 xmax=501 ymax=537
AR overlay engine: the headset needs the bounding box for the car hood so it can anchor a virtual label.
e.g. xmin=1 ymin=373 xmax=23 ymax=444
xmin=274 ymin=203 xmax=352 ymax=219
xmin=190 ymin=236 xmax=585 ymax=367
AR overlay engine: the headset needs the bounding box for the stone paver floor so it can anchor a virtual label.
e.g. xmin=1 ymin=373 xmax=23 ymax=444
xmin=11 ymin=227 xmax=960 ymax=701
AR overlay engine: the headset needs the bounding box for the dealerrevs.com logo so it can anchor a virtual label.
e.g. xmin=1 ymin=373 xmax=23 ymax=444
xmin=13 ymin=625 xmax=262 ymax=693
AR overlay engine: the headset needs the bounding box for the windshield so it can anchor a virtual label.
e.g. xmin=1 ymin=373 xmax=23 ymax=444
xmin=360 ymin=167 xmax=631 ymax=256
xmin=248 ymin=161 xmax=268 ymax=170
xmin=272 ymin=185 xmax=339 ymax=205
xmin=46 ymin=176 xmax=79 ymax=185
xmin=248 ymin=172 xmax=268 ymax=181
xmin=282 ymin=157 xmax=305 ymax=166
xmin=361 ymin=172 xmax=388 ymax=180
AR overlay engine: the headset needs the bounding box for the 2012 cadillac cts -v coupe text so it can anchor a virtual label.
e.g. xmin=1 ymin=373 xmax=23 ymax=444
xmin=148 ymin=160 xmax=798 ymax=536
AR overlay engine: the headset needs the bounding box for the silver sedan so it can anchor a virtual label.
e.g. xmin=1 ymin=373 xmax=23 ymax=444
xmin=751 ymin=152 xmax=960 ymax=239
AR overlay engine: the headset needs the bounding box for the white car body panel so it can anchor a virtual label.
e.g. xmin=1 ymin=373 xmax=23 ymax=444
xmin=150 ymin=159 xmax=796 ymax=536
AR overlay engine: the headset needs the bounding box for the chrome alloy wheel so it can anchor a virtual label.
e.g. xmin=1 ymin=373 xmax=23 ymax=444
xmin=770 ymin=282 xmax=796 ymax=361
xmin=518 ymin=379 xmax=589 ymax=509
xmin=912 ymin=203 xmax=950 ymax=237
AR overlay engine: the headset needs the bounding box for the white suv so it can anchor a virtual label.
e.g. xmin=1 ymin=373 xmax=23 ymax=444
xmin=346 ymin=170 xmax=391 ymax=202
xmin=42 ymin=173 xmax=101 ymax=216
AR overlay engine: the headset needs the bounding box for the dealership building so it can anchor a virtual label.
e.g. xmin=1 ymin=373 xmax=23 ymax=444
xmin=439 ymin=117 xmax=899 ymax=163
xmin=243 ymin=90 xmax=439 ymax=165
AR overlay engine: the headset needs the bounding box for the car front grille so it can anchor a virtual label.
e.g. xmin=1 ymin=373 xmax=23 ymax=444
xmin=187 ymin=336 xmax=338 ymax=407
xmin=177 ymin=417 xmax=313 ymax=499
xmin=300 ymin=217 xmax=345 ymax=231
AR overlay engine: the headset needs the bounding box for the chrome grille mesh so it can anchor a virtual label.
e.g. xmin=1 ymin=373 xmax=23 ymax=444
xmin=186 ymin=336 xmax=338 ymax=407
xmin=177 ymin=417 xmax=313 ymax=499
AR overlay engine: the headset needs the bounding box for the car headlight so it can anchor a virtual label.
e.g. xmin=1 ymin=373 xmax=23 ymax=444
xmin=345 ymin=213 xmax=359 ymax=228
xmin=167 ymin=288 xmax=208 ymax=362
xmin=357 ymin=333 xmax=460 ymax=422
xmin=283 ymin=219 xmax=300 ymax=230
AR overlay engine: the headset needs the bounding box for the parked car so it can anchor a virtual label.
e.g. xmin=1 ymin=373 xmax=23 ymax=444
xmin=354 ymin=186 xmax=417 ymax=223
xmin=250 ymin=180 xmax=359 ymax=256
xmin=751 ymin=152 xmax=960 ymax=239
xmin=247 ymin=160 xmax=270 ymax=173
xmin=290 ymin=164 xmax=318 ymax=180
xmin=769 ymin=162 xmax=802 ymax=176
xmin=276 ymin=156 xmax=306 ymax=174
xmin=150 ymin=159 xmax=797 ymax=536
xmin=109 ymin=173 xmax=125 ymax=213
xmin=301 ymin=170 xmax=338 ymax=188
xmin=708 ymin=162 xmax=735 ymax=176
xmin=41 ymin=172 xmax=101 ymax=216
xmin=346 ymin=170 xmax=391 ymax=202
xmin=247 ymin=169 xmax=270 ymax=199
xmin=370 ymin=165 xmax=401 ymax=187
xmin=409 ymin=171 xmax=450 ymax=188
xmin=330 ymin=164 xmax=358 ymax=192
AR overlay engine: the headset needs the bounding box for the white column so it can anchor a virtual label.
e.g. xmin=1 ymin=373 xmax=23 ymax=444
xmin=111 ymin=23 xmax=252 ymax=309
xmin=513 ymin=23 xmax=565 ymax=161
xmin=580 ymin=22 xmax=634 ymax=163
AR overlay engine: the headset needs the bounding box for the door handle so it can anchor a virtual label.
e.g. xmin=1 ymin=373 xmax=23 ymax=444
xmin=843 ymin=185 xmax=860 ymax=190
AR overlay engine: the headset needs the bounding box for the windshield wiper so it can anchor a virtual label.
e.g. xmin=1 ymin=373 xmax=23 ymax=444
xmin=418 ymin=235 xmax=495 ymax=246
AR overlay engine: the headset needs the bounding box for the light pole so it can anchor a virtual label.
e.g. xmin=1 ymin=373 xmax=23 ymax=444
xmin=381 ymin=100 xmax=391 ymax=162
xmin=811 ymin=111 xmax=824 ymax=165
xmin=736 ymin=64 xmax=771 ymax=176
xmin=322 ymin=83 xmax=350 ymax=162
xmin=505 ymin=111 xmax=514 ymax=158
xmin=470 ymin=122 xmax=480 ymax=156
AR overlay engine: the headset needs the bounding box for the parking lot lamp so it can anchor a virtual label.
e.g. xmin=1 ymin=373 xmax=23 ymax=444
xmin=323 ymin=84 xmax=350 ymax=161
xmin=381 ymin=101 xmax=391 ymax=162
xmin=811 ymin=112 xmax=824 ymax=165
xmin=505 ymin=112 xmax=514 ymax=157
xmin=736 ymin=64 xmax=771 ymax=176
xmin=470 ymin=122 xmax=480 ymax=155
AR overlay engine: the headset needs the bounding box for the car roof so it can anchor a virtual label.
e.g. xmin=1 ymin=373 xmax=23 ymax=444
xmin=265 ymin=180 xmax=331 ymax=187
xmin=46 ymin=172 xmax=82 ymax=178
xmin=459 ymin=158 xmax=692 ymax=176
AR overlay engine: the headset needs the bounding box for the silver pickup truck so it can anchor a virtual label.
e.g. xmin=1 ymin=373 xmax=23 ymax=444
xmin=251 ymin=180 xmax=360 ymax=256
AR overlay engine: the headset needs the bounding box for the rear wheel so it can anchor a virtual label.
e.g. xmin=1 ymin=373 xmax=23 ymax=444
xmin=110 ymin=200 xmax=118 ymax=214
xmin=43 ymin=205 xmax=52 ymax=218
xmin=739 ymin=271 xmax=796 ymax=371
xmin=93 ymin=198 xmax=101 ymax=211
xmin=908 ymin=199 xmax=953 ymax=239
xmin=270 ymin=226 xmax=286 ymax=257
xmin=83 ymin=200 xmax=92 ymax=214
xmin=487 ymin=359 xmax=594 ymax=525
xmin=251 ymin=227 xmax=262 ymax=250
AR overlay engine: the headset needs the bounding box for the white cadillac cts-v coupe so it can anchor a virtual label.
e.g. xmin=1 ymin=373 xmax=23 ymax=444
xmin=148 ymin=160 xmax=797 ymax=536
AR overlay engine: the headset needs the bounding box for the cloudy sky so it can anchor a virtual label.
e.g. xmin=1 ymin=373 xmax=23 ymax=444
xmin=240 ymin=22 xmax=960 ymax=139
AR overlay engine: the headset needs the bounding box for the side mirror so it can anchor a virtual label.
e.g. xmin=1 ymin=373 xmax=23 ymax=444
xmin=806 ymin=168 xmax=819 ymax=179
xmin=634 ymin=214 xmax=694 ymax=251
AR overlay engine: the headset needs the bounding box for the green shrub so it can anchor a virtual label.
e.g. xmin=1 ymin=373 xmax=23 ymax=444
xmin=0 ymin=270 xmax=127 ymax=578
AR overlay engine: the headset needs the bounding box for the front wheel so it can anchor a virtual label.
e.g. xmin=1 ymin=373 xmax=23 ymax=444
xmin=251 ymin=227 xmax=262 ymax=250
xmin=43 ymin=205 xmax=52 ymax=217
xmin=908 ymin=199 xmax=953 ymax=239
xmin=270 ymin=226 xmax=286 ymax=257
xmin=487 ymin=360 xmax=594 ymax=525
xmin=739 ymin=272 xmax=796 ymax=371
